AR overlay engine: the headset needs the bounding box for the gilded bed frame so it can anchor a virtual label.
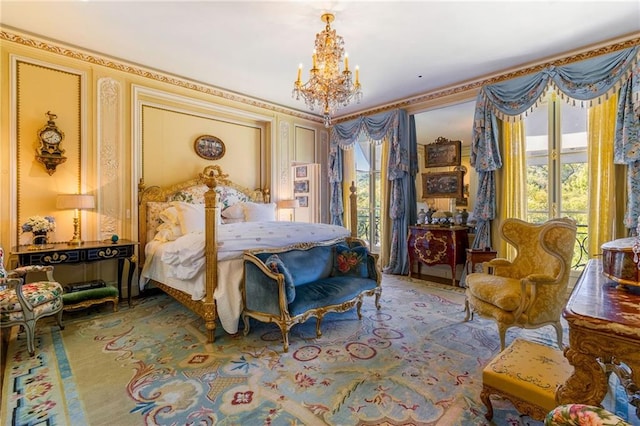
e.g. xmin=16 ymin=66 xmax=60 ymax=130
xmin=138 ymin=165 xmax=268 ymax=342
xmin=137 ymin=165 xmax=358 ymax=343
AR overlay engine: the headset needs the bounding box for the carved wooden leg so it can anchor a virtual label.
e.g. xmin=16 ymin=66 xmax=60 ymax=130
xmin=316 ymin=317 xmax=323 ymax=337
xmin=556 ymin=345 xmax=608 ymax=406
xmin=552 ymin=322 xmax=563 ymax=350
xmin=463 ymin=298 xmax=473 ymax=321
xmin=242 ymin=314 xmax=251 ymax=336
xmin=55 ymin=309 xmax=65 ymax=330
xmin=205 ymin=320 xmax=216 ymax=343
xmin=375 ymin=290 xmax=381 ymax=310
xmin=356 ymin=299 xmax=363 ymax=319
xmin=497 ymin=324 xmax=508 ymax=351
xmin=480 ymin=387 xmax=494 ymax=420
xmin=279 ymin=325 xmax=291 ymax=353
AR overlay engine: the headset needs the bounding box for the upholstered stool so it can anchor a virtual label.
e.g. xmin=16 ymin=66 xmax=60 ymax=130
xmin=62 ymin=286 xmax=119 ymax=312
xmin=481 ymin=338 xmax=573 ymax=421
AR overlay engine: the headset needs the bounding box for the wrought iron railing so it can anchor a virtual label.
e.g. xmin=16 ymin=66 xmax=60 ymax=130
xmin=572 ymin=224 xmax=589 ymax=270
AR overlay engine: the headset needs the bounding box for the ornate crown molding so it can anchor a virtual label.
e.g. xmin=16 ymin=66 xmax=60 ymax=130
xmin=337 ymin=35 xmax=640 ymax=123
xmin=1 ymin=29 xmax=323 ymax=125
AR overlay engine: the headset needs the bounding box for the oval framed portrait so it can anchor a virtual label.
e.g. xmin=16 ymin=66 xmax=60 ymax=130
xmin=194 ymin=135 xmax=225 ymax=160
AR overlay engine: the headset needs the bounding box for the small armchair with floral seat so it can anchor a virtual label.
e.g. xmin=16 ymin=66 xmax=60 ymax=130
xmin=0 ymin=264 xmax=64 ymax=356
xmin=464 ymin=217 xmax=577 ymax=350
xmin=545 ymin=404 xmax=631 ymax=425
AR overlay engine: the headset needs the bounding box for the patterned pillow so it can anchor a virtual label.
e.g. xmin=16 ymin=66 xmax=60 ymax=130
xmin=332 ymin=244 xmax=369 ymax=278
xmin=264 ymin=254 xmax=295 ymax=303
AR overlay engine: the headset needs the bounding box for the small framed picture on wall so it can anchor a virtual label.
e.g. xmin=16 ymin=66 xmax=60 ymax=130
xmin=295 ymin=166 xmax=308 ymax=178
xmin=296 ymin=196 xmax=309 ymax=208
xmin=294 ymin=180 xmax=309 ymax=193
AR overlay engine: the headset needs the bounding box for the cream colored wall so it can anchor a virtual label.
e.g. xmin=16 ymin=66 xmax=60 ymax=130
xmin=0 ymin=30 xmax=325 ymax=290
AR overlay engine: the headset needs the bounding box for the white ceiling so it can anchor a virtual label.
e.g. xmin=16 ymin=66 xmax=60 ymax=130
xmin=1 ymin=1 xmax=639 ymax=145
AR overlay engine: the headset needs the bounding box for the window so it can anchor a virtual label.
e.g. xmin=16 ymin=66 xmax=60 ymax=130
xmin=524 ymin=92 xmax=589 ymax=267
xmin=354 ymin=140 xmax=382 ymax=252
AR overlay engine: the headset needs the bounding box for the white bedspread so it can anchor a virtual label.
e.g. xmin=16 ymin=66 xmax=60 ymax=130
xmin=140 ymin=221 xmax=350 ymax=333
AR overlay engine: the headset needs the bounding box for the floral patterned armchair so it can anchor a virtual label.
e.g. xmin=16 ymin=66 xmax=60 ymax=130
xmin=464 ymin=218 xmax=577 ymax=350
xmin=0 ymin=261 xmax=64 ymax=356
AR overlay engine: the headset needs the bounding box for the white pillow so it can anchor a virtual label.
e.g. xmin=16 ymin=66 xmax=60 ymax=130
xmin=243 ymin=202 xmax=276 ymax=222
xmin=221 ymin=203 xmax=245 ymax=219
xmin=154 ymin=222 xmax=183 ymax=242
xmin=159 ymin=206 xmax=180 ymax=225
xmin=171 ymin=201 xmax=205 ymax=234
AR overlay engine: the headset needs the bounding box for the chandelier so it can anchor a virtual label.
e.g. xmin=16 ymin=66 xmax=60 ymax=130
xmin=292 ymin=13 xmax=362 ymax=127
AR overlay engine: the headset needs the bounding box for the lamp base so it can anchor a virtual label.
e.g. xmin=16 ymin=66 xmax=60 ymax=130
xmin=67 ymin=237 xmax=84 ymax=246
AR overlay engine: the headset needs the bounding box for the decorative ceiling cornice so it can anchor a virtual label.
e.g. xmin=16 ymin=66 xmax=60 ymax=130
xmin=1 ymin=29 xmax=324 ymax=125
xmin=2 ymin=29 xmax=638 ymax=126
xmin=337 ymin=35 xmax=640 ymax=123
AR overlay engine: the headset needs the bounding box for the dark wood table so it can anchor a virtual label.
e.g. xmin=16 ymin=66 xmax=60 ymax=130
xmin=12 ymin=240 xmax=138 ymax=307
xmin=556 ymin=259 xmax=640 ymax=418
xmin=407 ymin=225 xmax=468 ymax=286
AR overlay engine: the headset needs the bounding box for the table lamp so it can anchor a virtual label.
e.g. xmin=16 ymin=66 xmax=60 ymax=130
xmin=277 ymin=199 xmax=299 ymax=222
xmin=56 ymin=194 xmax=95 ymax=245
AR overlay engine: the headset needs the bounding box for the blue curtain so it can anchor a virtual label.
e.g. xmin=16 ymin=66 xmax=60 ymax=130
xmin=329 ymin=109 xmax=417 ymax=274
xmin=472 ymin=46 xmax=640 ymax=247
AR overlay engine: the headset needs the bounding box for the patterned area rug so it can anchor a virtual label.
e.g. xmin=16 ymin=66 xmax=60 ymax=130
xmin=0 ymin=274 xmax=627 ymax=425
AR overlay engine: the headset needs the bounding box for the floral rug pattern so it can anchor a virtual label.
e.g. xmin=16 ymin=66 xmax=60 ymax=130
xmin=0 ymin=275 xmax=610 ymax=425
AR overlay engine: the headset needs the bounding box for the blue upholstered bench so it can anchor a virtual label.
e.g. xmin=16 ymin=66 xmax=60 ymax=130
xmin=242 ymin=237 xmax=381 ymax=352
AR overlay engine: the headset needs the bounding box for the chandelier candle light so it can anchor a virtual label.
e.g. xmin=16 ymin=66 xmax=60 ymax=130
xmin=56 ymin=194 xmax=95 ymax=245
xmin=293 ymin=13 xmax=362 ymax=127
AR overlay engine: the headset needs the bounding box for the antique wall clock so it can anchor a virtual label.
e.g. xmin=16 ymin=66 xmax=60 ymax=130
xmin=36 ymin=111 xmax=67 ymax=175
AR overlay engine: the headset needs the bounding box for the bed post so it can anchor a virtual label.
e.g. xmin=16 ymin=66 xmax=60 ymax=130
xmin=201 ymin=166 xmax=224 ymax=343
xmin=350 ymin=180 xmax=357 ymax=238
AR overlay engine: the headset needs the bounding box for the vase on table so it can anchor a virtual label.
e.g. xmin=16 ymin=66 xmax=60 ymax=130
xmin=32 ymin=231 xmax=48 ymax=247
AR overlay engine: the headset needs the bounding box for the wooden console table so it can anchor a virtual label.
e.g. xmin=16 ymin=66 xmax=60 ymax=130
xmin=407 ymin=225 xmax=468 ymax=286
xmin=12 ymin=240 xmax=138 ymax=308
xmin=556 ymin=259 xmax=640 ymax=419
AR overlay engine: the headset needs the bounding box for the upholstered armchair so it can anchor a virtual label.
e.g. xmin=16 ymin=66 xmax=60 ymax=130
xmin=464 ymin=218 xmax=577 ymax=350
xmin=0 ymin=264 xmax=64 ymax=356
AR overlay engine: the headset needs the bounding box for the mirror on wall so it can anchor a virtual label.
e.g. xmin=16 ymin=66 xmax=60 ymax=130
xmin=413 ymin=100 xmax=477 ymax=221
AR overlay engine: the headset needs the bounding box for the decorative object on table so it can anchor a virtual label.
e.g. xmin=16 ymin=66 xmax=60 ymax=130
xmin=56 ymin=194 xmax=95 ymax=245
xmin=21 ymin=216 xmax=55 ymax=249
xmin=424 ymin=137 xmax=461 ymax=168
xmin=194 ymin=135 xmax=225 ymax=160
xmin=417 ymin=208 xmax=427 ymax=224
xmin=292 ymin=13 xmax=362 ymax=127
xmin=111 ymin=234 xmax=119 ymax=243
xmin=454 ymin=209 xmax=469 ymax=226
xmin=425 ymin=208 xmax=435 ymax=224
xmin=601 ymin=236 xmax=640 ymax=287
xmin=36 ymin=111 xmax=67 ymax=175
xmin=422 ymin=171 xmax=464 ymax=199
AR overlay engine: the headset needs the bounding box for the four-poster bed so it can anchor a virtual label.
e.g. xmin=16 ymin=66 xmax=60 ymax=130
xmin=138 ymin=165 xmax=357 ymax=342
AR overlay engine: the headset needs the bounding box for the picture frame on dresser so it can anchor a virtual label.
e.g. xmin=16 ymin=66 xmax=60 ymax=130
xmin=424 ymin=137 xmax=461 ymax=168
xmin=422 ymin=171 xmax=464 ymax=199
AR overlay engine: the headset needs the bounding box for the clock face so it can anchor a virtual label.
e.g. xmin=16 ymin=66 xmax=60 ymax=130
xmin=41 ymin=129 xmax=62 ymax=144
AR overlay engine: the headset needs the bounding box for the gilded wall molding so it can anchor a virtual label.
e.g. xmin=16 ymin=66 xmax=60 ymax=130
xmin=12 ymin=55 xmax=86 ymax=247
xmin=97 ymin=77 xmax=123 ymax=240
xmin=1 ymin=29 xmax=323 ymax=125
xmin=279 ymin=121 xmax=290 ymax=189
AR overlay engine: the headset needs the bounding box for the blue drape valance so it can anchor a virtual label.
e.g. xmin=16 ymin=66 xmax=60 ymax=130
xmin=329 ymin=109 xmax=417 ymax=274
xmin=471 ymin=46 xmax=640 ymax=247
